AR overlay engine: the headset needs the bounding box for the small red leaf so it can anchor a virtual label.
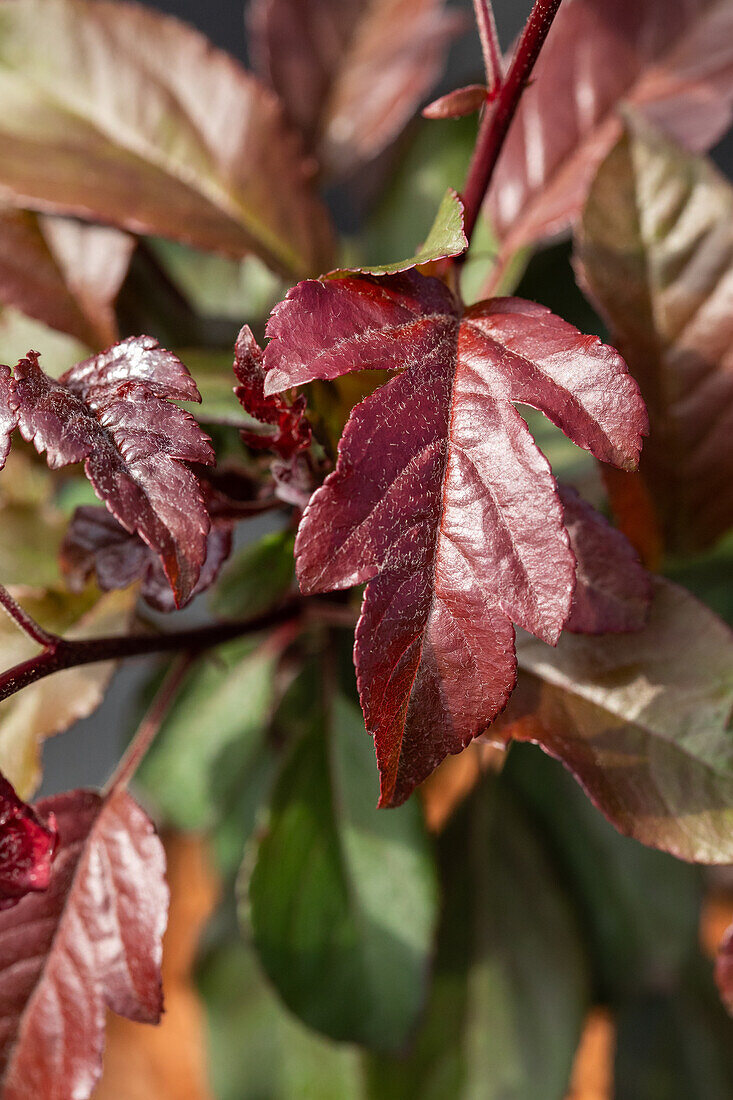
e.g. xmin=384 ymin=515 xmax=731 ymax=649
xmin=560 ymin=484 xmax=652 ymax=635
xmin=11 ymin=337 xmax=215 ymax=607
xmin=0 ymin=773 xmax=58 ymax=911
xmin=0 ymin=366 xmax=17 ymax=470
xmin=0 ymin=788 xmax=168 ymax=1100
xmin=233 ymin=325 xmax=311 ymax=461
xmin=265 ymin=271 xmax=647 ymax=805
xmin=422 ymin=84 xmax=489 ymax=120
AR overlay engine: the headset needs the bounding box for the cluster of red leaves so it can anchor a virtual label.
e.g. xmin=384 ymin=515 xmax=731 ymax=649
xmin=264 ymin=268 xmax=648 ymax=805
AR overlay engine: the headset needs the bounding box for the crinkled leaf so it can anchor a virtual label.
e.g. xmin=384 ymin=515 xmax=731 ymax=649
xmin=0 ymin=0 xmax=334 ymax=278
xmin=60 ymin=504 xmax=232 ymax=613
xmin=0 ymin=772 xmax=58 ymax=910
xmin=265 ymin=270 xmax=646 ymax=805
xmin=340 ymin=189 xmax=466 ymax=276
xmin=0 ymin=787 xmax=167 ymax=1100
xmin=139 ymin=640 xmax=277 ymax=834
xmin=248 ymin=0 xmax=461 ymax=179
xmin=234 ymin=325 xmax=311 ymax=460
xmin=576 ymin=118 xmax=733 ymax=552
xmin=560 ymin=483 xmax=651 ymax=634
xmin=490 ymin=0 xmax=733 ymax=261
xmin=0 ymin=587 xmax=134 ymax=798
xmin=210 ymin=529 xmax=295 ymax=621
xmin=12 ymin=337 xmax=215 ymax=607
xmin=366 ymin=779 xmax=588 ymax=1098
xmin=247 ymin=686 xmax=438 ymax=1050
xmin=500 ymin=578 xmax=733 ymax=863
xmin=0 ymin=208 xmax=133 ymax=349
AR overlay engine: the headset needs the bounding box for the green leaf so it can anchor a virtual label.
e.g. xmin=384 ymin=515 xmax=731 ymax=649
xmin=506 ymin=578 xmax=733 ymax=862
xmin=0 ymin=0 xmax=335 ymax=278
xmin=343 ymin=188 xmax=466 ymax=275
xmin=198 ymin=935 xmax=364 ymax=1100
xmin=246 ymin=682 xmax=438 ymax=1051
xmin=504 ymin=744 xmax=702 ymax=1001
xmin=210 ymin=529 xmax=295 ymax=620
xmin=138 ymin=639 xmax=276 ymax=833
xmin=366 ymin=778 xmax=589 ymax=1097
xmin=0 ymin=452 xmax=67 ymax=588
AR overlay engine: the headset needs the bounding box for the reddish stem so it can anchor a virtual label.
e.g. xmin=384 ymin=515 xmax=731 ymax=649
xmin=105 ymin=654 xmax=192 ymax=793
xmin=0 ymin=585 xmax=59 ymax=649
xmin=461 ymin=0 xmax=563 ymax=248
xmin=472 ymin=0 xmax=502 ymax=97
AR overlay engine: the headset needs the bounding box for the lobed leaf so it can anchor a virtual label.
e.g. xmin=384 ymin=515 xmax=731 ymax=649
xmin=0 ymin=0 xmax=335 ymax=278
xmin=490 ymin=0 xmax=733 ymax=263
xmin=0 ymin=208 xmax=134 ymax=350
xmin=265 ymin=270 xmax=646 ymax=805
xmin=247 ymin=686 xmax=438 ymax=1050
xmin=11 ymin=337 xmax=215 ymax=607
xmin=248 ymin=0 xmax=461 ymax=179
xmin=576 ymin=118 xmax=733 ymax=552
xmin=0 ymin=787 xmax=167 ymax=1100
xmin=501 ymin=579 xmax=733 ymax=863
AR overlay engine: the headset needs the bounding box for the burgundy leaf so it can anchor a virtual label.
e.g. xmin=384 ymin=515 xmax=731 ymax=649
xmin=264 ymin=271 xmax=646 ymax=805
xmin=716 ymin=922 xmax=733 ymax=1016
xmin=0 ymin=773 xmax=57 ymax=912
xmin=11 ymin=337 xmax=215 ymax=607
xmin=560 ymin=483 xmax=651 ymax=634
xmin=233 ymin=325 xmax=311 ymax=461
xmin=60 ymin=504 xmax=232 ymax=614
xmin=248 ymin=0 xmax=462 ymax=178
xmin=0 ymin=787 xmax=167 ymax=1100
xmin=489 ymin=0 xmax=733 ymax=263
xmin=422 ymin=84 xmax=489 ymax=120
xmin=0 ymin=367 xmax=16 ymax=470
xmin=0 ymin=208 xmax=134 ymax=349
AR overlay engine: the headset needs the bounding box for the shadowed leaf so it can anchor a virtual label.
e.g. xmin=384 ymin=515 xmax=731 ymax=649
xmin=248 ymin=0 xmax=461 ymax=179
xmin=0 ymin=0 xmax=335 ymax=278
xmin=0 ymin=772 xmax=57 ymax=910
xmin=576 ymin=118 xmax=733 ymax=552
xmin=0 ymin=787 xmax=168 ymax=1100
xmin=265 ymin=270 xmax=646 ymax=805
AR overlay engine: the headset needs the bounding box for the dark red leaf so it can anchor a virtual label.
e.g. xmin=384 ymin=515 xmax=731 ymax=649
xmin=0 ymin=366 xmax=16 ymax=470
xmin=233 ymin=325 xmax=311 ymax=461
xmin=422 ymin=84 xmax=489 ymax=120
xmin=264 ymin=271 xmax=646 ymax=805
xmin=717 ymin=922 xmax=733 ymax=1016
xmin=11 ymin=337 xmax=215 ymax=607
xmin=60 ymin=504 xmax=232 ymax=614
xmin=560 ymin=483 xmax=651 ymax=634
xmin=248 ymin=0 xmax=462 ymax=178
xmin=0 ymin=773 xmax=57 ymax=911
xmin=489 ymin=0 xmax=733 ymax=263
xmin=0 ymin=787 xmax=167 ymax=1100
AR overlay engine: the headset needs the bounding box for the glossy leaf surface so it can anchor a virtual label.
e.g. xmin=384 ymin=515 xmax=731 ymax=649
xmin=577 ymin=119 xmax=733 ymax=551
xmin=0 ymin=787 xmax=167 ymax=1100
xmin=248 ymin=687 xmax=438 ymax=1049
xmin=490 ymin=0 xmax=733 ymax=259
xmin=0 ymin=773 xmax=57 ymax=910
xmin=0 ymin=0 xmax=334 ymax=278
xmin=0 ymin=208 xmax=133 ymax=349
xmin=12 ymin=337 xmax=215 ymax=607
xmin=502 ymin=579 xmax=733 ymax=862
xmin=265 ymin=270 xmax=646 ymax=804
xmin=366 ymin=779 xmax=588 ymax=1098
xmin=248 ymin=0 xmax=461 ymax=178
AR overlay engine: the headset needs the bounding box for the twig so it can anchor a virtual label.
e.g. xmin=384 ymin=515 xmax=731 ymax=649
xmin=461 ymin=0 xmax=563 ymax=248
xmin=473 ymin=0 xmax=503 ymax=98
xmin=105 ymin=654 xmax=193 ymax=793
xmin=0 ymin=585 xmax=60 ymax=649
